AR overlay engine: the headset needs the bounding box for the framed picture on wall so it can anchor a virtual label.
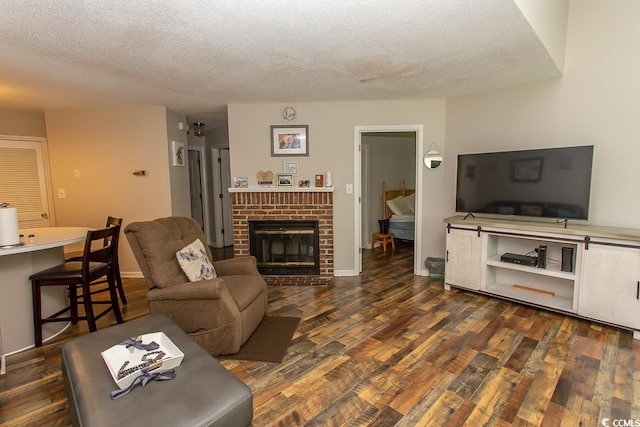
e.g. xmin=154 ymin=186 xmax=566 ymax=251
xmin=172 ymin=141 xmax=185 ymax=167
xmin=271 ymin=125 xmax=309 ymax=157
xmin=283 ymin=161 xmax=298 ymax=174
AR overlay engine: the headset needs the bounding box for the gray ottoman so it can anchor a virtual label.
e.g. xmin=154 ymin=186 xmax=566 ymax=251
xmin=62 ymin=313 xmax=253 ymax=427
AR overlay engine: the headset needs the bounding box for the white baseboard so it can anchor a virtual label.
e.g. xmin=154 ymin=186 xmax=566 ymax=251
xmin=333 ymin=270 xmax=358 ymax=277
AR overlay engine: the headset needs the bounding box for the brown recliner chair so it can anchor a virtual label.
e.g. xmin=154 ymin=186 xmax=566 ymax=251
xmin=124 ymin=216 xmax=267 ymax=356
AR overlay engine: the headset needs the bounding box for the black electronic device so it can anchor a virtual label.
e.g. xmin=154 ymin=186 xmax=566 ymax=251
xmin=561 ymin=247 xmax=574 ymax=272
xmin=455 ymin=145 xmax=594 ymax=220
xmin=537 ymin=245 xmax=547 ymax=268
xmin=500 ymin=253 xmax=538 ymax=267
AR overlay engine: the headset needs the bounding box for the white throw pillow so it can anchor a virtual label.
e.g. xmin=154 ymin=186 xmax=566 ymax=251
xmin=404 ymin=193 xmax=415 ymax=213
xmin=386 ymin=195 xmax=411 ymax=216
xmin=176 ymin=239 xmax=217 ymax=282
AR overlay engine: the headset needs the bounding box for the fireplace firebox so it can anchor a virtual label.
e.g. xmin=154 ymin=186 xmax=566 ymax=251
xmin=249 ymin=220 xmax=320 ymax=275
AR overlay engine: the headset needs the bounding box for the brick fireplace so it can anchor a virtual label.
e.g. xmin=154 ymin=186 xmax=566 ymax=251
xmin=230 ymin=188 xmax=334 ymax=281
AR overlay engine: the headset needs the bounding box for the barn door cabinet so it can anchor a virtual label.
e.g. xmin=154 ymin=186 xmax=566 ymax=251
xmin=579 ymin=244 xmax=640 ymax=330
xmin=443 ymin=216 xmax=640 ymax=339
xmin=444 ymin=227 xmax=483 ymax=291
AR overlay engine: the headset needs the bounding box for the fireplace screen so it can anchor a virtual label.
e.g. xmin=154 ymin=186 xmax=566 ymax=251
xmin=249 ymin=220 xmax=320 ymax=275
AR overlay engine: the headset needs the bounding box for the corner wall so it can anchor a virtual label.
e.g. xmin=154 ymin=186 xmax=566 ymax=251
xmin=0 ymin=109 xmax=46 ymax=137
xmin=44 ymin=106 xmax=181 ymax=274
xmin=444 ymin=0 xmax=640 ymax=229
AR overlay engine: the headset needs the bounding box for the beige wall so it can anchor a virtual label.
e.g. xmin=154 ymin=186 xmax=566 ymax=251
xmin=166 ymin=108 xmax=191 ymax=218
xmin=228 ymin=100 xmax=446 ymax=274
xmin=0 ymin=109 xmax=46 ymax=137
xmin=445 ymin=0 xmax=640 ymax=229
xmin=44 ymin=106 xmax=185 ymax=274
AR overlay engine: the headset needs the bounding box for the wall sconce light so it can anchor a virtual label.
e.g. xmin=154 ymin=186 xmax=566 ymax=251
xmin=192 ymin=122 xmax=205 ymax=137
xmin=178 ymin=122 xmax=189 ymax=132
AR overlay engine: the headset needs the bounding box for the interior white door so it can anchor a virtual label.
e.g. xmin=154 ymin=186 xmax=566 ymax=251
xmin=0 ymin=136 xmax=52 ymax=227
xmin=211 ymin=148 xmax=234 ymax=248
xmin=219 ymin=149 xmax=233 ymax=247
xmin=360 ymin=144 xmax=369 ymax=250
xmin=188 ymin=149 xmax=204 ymax=228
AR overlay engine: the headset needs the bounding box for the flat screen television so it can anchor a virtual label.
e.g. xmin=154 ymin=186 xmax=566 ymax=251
xmin=455 ymin=145 xmax=594 ymax=220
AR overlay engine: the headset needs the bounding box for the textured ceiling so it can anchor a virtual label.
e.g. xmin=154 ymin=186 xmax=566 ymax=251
xmin=0 ymin=0 xmax=561 ymax=128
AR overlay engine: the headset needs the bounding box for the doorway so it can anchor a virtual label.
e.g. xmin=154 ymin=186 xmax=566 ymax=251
xmin=353 ymin=125 xmax=424 ymax=275
xmin=187 ymin=146 xmax=212 ymax=243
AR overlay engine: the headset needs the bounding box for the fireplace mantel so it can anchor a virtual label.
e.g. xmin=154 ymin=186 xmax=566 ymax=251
xmin=229 ymin=187 xmax=334 ymax=193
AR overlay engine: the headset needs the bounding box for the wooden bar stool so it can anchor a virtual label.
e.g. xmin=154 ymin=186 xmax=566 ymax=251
xmin=30 ymin=226 xmax=124 ymax=347
xmin=65 ymin=216 xmax=127 ymax=305
xmin=372 ymin=232 xmax=395 ymax=251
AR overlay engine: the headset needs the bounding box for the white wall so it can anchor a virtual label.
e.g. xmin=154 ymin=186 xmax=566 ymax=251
xmin=44 ymin=106 xmax=186 ymax=274
xmin=228 ymin=100 xmax=446 ymax=274
xmin=445 ymin=0 xmax=640 ymax=229
xmin=514 ymin=0 xmax=569 ymax=71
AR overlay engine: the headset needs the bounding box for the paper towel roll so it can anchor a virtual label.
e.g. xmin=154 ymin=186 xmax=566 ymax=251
xmin=0 ymin=205 xmax=20 ymax=246
xmin=325 ymin=172 xmax=333 ymax=187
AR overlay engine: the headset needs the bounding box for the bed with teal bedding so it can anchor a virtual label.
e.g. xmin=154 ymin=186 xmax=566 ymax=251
xmin=383 ymin=181 xmax=415 ymax=241
xmin=389 ymin=214 xmax=415 ymax=240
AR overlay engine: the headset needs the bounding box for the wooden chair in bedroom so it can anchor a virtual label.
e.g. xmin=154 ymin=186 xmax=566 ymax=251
xmin=372 ymin=231 xmax=395 ymax=251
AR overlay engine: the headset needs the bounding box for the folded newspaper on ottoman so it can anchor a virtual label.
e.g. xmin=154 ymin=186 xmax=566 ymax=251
xmin=101 ymin=332 xmax=184 ymax=389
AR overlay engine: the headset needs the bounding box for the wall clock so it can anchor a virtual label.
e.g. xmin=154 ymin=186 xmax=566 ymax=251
xmin=281 ymin=106 xmax=297 ymax=122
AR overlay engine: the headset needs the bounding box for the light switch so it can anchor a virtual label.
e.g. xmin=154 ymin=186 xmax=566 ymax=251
xmin=73 ymin=169 xmax=80 ymax=177
xmin=58 ymin=189 xmax=66 ymax=199
xmin=346 ymin=184 xmax=353 ymax=194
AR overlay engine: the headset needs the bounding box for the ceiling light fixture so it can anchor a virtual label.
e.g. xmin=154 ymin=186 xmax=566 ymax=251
xmin=192 ymin=122 xmax=205 ymax=137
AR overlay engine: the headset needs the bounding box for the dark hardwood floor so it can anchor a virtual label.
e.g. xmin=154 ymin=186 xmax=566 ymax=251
xmin=1 ymin=240 xmax=639 ymax=426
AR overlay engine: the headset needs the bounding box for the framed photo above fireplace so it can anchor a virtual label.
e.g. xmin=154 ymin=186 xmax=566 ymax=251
xmin=271 ymin=125 xmax=309 ymax=157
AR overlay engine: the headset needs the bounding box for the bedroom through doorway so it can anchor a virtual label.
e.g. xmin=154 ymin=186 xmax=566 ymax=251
xmin=354 ymin=125 xmax=424 ymax=276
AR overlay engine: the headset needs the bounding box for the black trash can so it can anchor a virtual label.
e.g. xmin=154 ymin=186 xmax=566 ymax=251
xmin=378 ymin=219 xmax=390 ymax=234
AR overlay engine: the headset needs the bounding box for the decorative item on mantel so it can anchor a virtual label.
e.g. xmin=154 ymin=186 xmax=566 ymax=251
xmin=233 ymin=176 xmax=249 ymax=188
xmin=256 ymin=170 xmax=274 ymax=186
xmin=315 ymin=174 xmax=324 ymax=187
xmin=324 ymin=172 xmax=333 ymax=187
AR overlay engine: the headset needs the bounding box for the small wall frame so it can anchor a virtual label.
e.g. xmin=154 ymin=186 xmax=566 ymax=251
xmin=172 ymin=141 xmax=185 ymax=167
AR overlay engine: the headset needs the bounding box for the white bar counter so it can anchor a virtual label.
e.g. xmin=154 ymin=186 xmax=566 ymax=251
xmin=0 ymin=227 xmax=89 ymax=374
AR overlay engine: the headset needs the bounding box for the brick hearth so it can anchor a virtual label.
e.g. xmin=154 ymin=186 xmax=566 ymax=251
xmin=231 ymin=189 xmax=334 ymax=279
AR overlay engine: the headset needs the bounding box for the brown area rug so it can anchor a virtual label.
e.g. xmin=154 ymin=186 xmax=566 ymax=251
xmin=222 ymin=316 xmax=300 ymax=363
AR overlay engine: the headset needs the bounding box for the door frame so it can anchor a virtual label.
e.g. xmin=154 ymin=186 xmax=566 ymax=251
xmin=353 ymin=125 xmax=424 ymax=275
xmin=187 ymin=146 xmax=212 ymax=245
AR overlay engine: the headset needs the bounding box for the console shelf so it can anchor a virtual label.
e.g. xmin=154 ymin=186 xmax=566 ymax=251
xmin=444 ymin=216 xmax=640 ymax=338
xmin=486 ymin=256 xmax=575 ymax=280
xmin=484 ymin=283 xmax=573 ymax=312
